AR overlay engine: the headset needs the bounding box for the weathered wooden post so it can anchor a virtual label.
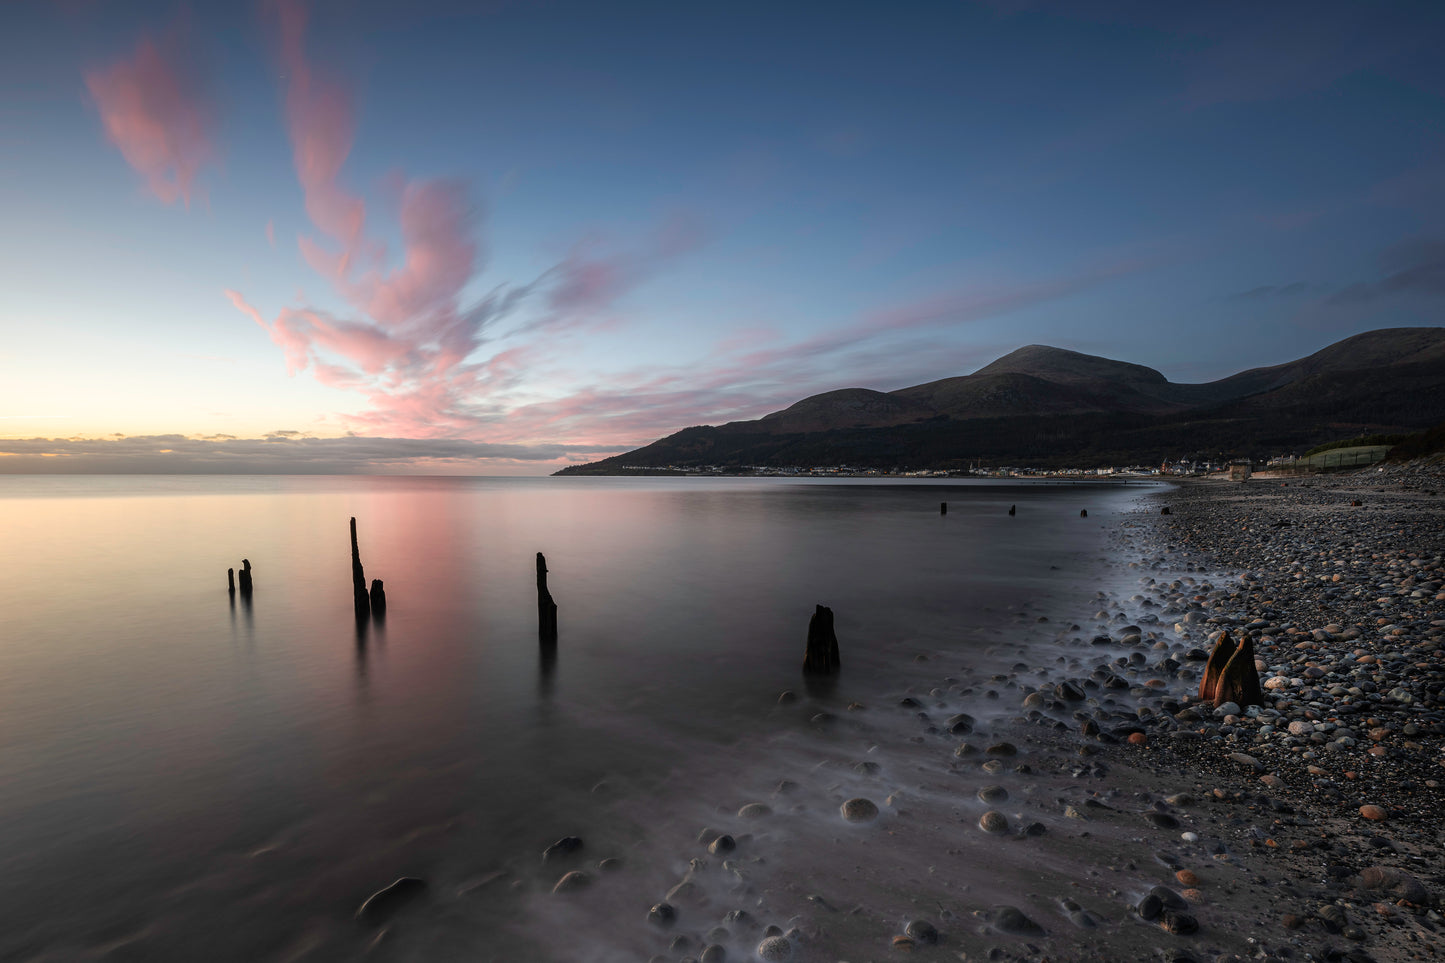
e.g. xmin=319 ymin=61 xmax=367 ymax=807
xmin=1008 ymin=504 xmax=1016 ymax=516
xmin=1199 ymin=631 xmax=1235 ymax=702
xmin=536 ymin=552 xmax=558 ymax=641
xmin=238 ymin=559 xmax=253 ymax=598
xmin=1080 ymin=509 xmax=1088 ymax=517
xmin=802 ymin=604 xmax=840 ymax=675
xmin=369 ymin=579 xmax=387 ymax=618
xmin=227 ymin=567 xmax=236 ymax=595
xmin=350 ymin=517 xmax=370 ymax=621
xmin=1213 ymin=635 xmax=1264 ymax=708
xmin=1199 ymin=630 xmax=1264 ymax=708
xmin=940 ymin=501 xmax=947 ymax=515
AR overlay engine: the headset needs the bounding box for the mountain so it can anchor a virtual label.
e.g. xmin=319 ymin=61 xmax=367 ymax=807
xmin=556 ymin=327 xmax=1445 ymax=473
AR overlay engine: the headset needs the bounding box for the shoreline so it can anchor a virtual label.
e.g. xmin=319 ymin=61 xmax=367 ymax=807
xmin=495 ymin=466 xmax=1443 ymax=963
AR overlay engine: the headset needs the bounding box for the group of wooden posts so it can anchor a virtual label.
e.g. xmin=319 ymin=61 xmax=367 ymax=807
xmin=226 ymin=518 xmax=840 ymax=674
xmin=232 ymin=499 xmax=1196 ymax=679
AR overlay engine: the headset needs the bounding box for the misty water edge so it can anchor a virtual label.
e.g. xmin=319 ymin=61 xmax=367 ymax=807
xmin=0 ymin=475 xmax=1158 ymax=960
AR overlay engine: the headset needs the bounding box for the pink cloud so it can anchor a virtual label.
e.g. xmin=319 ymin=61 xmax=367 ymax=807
xmin=275 ymin=0 xmax=367 ymax=272
xmin=342 ymin=179 xmax=478 ymax=327
xmin=266 ymin=219 xmax=276 ymax=247
xmin=545 ymin=212 xmax=706 ymax=319
xmin=225 ymin=3 xmax=714 ymax=442
xmin=85 ymin=26 xmax=216 ymax=206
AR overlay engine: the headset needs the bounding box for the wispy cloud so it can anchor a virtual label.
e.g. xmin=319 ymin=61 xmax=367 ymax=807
xmin=84 ymin=20 xmax=216 ymax=206
xmin=225 ymin=2 xmax=1139 ymax=459
xmin=480 ymin=260 xmax=1141 ymax=446
xmin=225 ymin=1 xmax=709 ymax=443
xmin=1328 ymin=238 xmax=1445 ymax=305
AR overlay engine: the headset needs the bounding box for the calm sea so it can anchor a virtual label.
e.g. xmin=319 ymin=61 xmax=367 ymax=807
xmin=0 ymin=475 xmax=1154 ymax=961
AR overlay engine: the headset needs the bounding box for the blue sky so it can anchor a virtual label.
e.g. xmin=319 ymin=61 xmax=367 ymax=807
xmin=1 ymin=0 xmax=1442 ymax=471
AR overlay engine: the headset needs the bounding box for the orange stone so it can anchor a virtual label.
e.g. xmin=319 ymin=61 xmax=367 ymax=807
xmin=1359 ymin=804 xmax=1387 ymax=821
xmin=1175 ymin=870 xmax=1199 ymax=886
xmin=1127 ymin=732 xmax=1148 ymax=745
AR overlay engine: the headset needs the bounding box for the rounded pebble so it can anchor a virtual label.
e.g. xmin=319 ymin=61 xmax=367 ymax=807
xmin=841 ymin=797 xmax=879 ymax=822
xmin=978 ymin=810 xmax=1009 ymax=834
xmin=756 ymin=935 xmax=793 ymax=961
xmin=551 ymin=871 xmax=590 ymax=894
xmin=905 ymin=919 xmax=938 ymax=944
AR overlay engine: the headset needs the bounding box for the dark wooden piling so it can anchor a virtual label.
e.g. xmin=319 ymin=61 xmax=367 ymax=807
xmin=1080 ymin=509 xmax=1088 ymax=518
xmin=238 ymin=559 xmax=253 ymax=597
xmin=1008 ymin=504 xmax=1016 ymax=516
xmin=369 ymin=579 xmax=387 ymax=618
xmin=228 ymin=567 xmax=235 ymax=595
xmin=536 ymin=552 xmax=558 ymax=642
xmin=350 ymin=517 xmax=370 ymax=620
xmin=802 ymin=604 xmax=840 ymax=675
xmin=940 ymin=502 xmax=947 ymax=515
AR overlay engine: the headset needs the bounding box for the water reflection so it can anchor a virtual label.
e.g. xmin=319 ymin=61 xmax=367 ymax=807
xmin=0 ymin=474 xmax=1157 ymax=963
xmin=537 ymin=639 xmax=558 ymax=699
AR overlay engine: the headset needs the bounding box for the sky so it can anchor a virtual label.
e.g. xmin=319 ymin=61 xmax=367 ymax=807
xmin=1 ymin=0 xmax=1442 ymax=474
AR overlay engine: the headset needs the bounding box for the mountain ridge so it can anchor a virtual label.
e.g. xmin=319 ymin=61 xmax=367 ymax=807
xmin=557 ymin=327 xmax=1445 ymax=473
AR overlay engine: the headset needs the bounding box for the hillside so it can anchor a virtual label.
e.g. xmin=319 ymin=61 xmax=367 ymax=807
xmin=557 ymin=327 xmax=1445 ymax=473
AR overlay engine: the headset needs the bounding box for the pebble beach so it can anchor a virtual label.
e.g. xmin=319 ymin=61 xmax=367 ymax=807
xmin=392 ymin=467 xmax=1445 ymax=963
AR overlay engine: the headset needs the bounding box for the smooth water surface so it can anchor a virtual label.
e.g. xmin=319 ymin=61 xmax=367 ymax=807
xmin=0 ymin=475 xmax=1150 ymax=960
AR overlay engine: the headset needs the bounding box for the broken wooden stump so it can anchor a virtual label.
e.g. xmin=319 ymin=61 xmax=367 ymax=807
xmin=1008 ymin=504 xmax=1016 ymax=516
xmin=369 ymin=579 xmax=387 ymax=618
xmin=1198 ymin=630 xmax=1236 ymax=702
xmin=802 ymin=604 xmax=840 ymax=675
xmin=237 ymin=559 xmax=253 ymax=598
xmin=1080 ymin=509 xmax=1088 ymax=518
xmin=227 ymin=567 xmax=235 ymax=595
xmin=940 ymin=502 xmax=947 ymax=515
xmin=1199 ymin=630 xmax=1264 ymax=708
xmin=1213 ymin=634 xmax=1264 ymax=709
xmin=350 ymin=517 xmax=370 ymax=621
xmin=536 ymin=552 xmax=558 ymax=642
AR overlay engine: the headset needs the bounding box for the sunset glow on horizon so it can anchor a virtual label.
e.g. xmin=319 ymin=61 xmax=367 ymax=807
xmin=3 ymin=0 xmax=1443 ymax=473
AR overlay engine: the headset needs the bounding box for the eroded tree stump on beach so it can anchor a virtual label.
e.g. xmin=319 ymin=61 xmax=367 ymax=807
xmin=238 ymin=559 xmax=253 ymax=598
xmin=1199 ymin=631 xmax=1235 ymax=702
xmin=536 ymin=552 xmax=558 ymax=642
xmin=351 ymin=517 xmax=371 ymax=621
xmin=1214 ymin=635 xmax=1264 ymax=708
xmin=1199 ymin=630 xmax=1263 ymax=708
xmin=802 ymin=604 xmax=840 ymax=675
